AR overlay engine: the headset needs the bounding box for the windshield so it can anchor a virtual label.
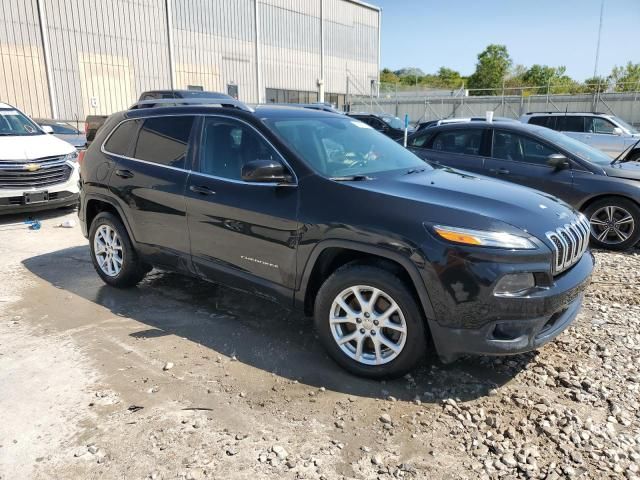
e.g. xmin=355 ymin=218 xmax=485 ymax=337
xmin=534 ymin=127 xmax=613 ymax=165
xmin=265 ymin=116 xmax=428 ymax=178
xmin=40 ymin=121 xmax=80 ymax=135
xmin=381 ymin=115 xmax=404 ymax=129
xmin=612 ymin=117 xmax=639 ymax=135
xmin=0 ymin=109 xmax=43 ymax=136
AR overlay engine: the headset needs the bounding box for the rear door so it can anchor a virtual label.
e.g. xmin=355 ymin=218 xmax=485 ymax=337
xmin=484 ymin=129 xmax=578 ymax=203
xmin=106 ymin=115 xmax=196 ymax=270
xmin=407 ymin=127 xmax=489 ymax=175
xmin=185 ymin=115 xmax=299 ymax=302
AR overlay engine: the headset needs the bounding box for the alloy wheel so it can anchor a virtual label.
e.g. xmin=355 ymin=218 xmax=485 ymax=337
xmin=329 ymin=285 xmax=407 ymax=366
xmin=94 ymin=224 xmax=124 ymax=277
xmin=589 ymin=205 xmax=635 ymax=245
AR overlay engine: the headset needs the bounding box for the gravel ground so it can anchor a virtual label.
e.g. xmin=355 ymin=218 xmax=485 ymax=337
xmin=0 ymin=209 xmax=639 ymax=480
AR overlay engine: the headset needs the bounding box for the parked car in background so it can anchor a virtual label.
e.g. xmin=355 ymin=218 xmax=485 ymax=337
xmin=415 ymin=116 xmax=517 ymax=133
xmin=271 ymin=102 xmax=344 ymax=114
xmin=407 ymin=121 xmax=640 ymax=250
xmin=36 ymin=118 xmax=87 ymax=150
xmin=0 ymin=102 xmax=79 ymax=214
xmin=79 ymin=99 xmax=593 ymax=378
xmin=85 ymin=90 xmax=238 ymax=146
xmin=347 ymin=112 xmax=411 ymax=140
xmin=520 ymin=112 xmax=640 ymax=160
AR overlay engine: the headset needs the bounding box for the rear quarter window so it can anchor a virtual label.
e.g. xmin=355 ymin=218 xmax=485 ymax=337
xmin=133 ymin=116 xmax=195 ymax=169
xmin=103 ymin=120 xmax=141 ymax=156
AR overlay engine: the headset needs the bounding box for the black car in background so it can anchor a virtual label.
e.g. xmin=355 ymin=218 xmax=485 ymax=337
xmin=79 ymin=101 xmax=592 ymax=378
xmin=347 ymin=112 xmax=411 ymax=140
xmin=407 ymin=121 xmax=640 ymax=250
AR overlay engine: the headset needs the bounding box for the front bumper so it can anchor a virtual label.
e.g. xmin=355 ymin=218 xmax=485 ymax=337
xmin=0 ymin=166 xmax=80 ymax=215
xmin=424 ymin=249 xmax=594 ymax=362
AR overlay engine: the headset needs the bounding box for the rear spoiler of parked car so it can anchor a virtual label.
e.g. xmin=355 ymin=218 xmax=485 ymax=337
xmin=128 ymin=98 xmax=253 ymax=112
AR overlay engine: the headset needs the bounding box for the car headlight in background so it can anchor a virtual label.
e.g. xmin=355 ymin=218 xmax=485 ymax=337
xmin=433 ymin=225 xmax=537 ymax=250
xmin=63 ymin=150 xmax=79 ymax=163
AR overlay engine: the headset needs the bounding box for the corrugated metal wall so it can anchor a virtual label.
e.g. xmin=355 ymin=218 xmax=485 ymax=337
xmin=0 ymin=0 xmax=51 ymax=118
xmin=0 ymin=0 xmax=380 ymax=119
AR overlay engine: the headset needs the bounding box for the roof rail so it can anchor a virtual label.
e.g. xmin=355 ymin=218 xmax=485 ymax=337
xmin=129 ymin=97 xmax=253 ymax=112
xmin=525 ymin=111 xmax=609 ymax=116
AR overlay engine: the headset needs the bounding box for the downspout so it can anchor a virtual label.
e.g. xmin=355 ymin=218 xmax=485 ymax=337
xmin=319 ymin=0 xmax=325 ymax=103
xmin=165 ymin=0 xmax=176 ymax=89
xmin=36 ymin=0 xmax=57 ymax=118
xmin=254 ymin=0 xmax=262 ymax=103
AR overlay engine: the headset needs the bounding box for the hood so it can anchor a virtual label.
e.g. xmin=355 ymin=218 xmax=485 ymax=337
xmin=54 ymin=133 xmax=87 ymax=149
xmin=603 ymin=161 xmax=640 ymax=181
xmin=0 ymin=133 xmax=76 ymax=161
xmin=357 ymin=167 xmax=581 ymax=242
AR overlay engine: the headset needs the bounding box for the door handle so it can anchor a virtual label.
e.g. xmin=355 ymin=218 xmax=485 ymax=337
xmin=189 ymin=185 xmax=216 ymax=195
xmin=489 ymin=168 xmax=510 ymax=175
xmin=114 ymin=169 xmax=134 ymax=179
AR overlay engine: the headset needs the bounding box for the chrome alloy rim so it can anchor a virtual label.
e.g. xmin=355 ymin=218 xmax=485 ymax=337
xmin=93 ymin=225 xmax=123 ymax=277
xmin=329 ymin=285 xmax=407 ymax=366
xmin=589 ymin=206 xmax=635 ymax=244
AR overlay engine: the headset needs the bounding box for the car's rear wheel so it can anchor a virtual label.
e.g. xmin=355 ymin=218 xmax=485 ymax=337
xmin=314 ymin=263 xmax=427 ymax=378
xmin=89 ymin=212 xmax=149 ymax=287
xmin=584 ymin=197 xmax=640 ymax=250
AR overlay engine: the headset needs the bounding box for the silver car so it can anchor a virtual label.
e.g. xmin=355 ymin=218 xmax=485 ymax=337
xmin=520 ymin=112 xmax=640 ymax=161
xmin=36 ymin=119 xmax=87 ymax=150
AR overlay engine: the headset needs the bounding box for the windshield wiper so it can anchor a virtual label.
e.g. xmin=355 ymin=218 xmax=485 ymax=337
xmin=329 ymin=175 xmax=372 ymax=181
xmin=405 ymin=168 xmax=426 ymax=174
xmin=611 ymin=137 xmax=640 ymax=165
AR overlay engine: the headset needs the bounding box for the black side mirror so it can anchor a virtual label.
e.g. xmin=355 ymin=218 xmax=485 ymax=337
xmin=547 ymin=153 xmax=570 ymax=170
xmin=241 ymin=159 xmax=293 ymax=184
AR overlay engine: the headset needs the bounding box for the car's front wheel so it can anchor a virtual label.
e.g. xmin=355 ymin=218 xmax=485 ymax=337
xmin=314 ymin=262 xmax=427 ymax=378
xmin=89 ymin=212 xmax=149 ymax=287
xmin=584 ymin=197 xmax=640 ymax=250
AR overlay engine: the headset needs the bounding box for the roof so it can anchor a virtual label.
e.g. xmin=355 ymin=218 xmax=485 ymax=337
xmin=524 ymin=111 xmax=611 ymax=117
xmin=415 ymin=120 xmax=538 ymax=135
xmin=254 ymin=105 xmax=345 ymax=119
xmin=0 ymin=102 xmax=14 ymax=109
xmin=344 ymin=0 xmax=381 ymax=12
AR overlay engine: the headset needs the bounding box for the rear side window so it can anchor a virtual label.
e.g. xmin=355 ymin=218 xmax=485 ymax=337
xmin=430 ymin=129 xmax=484 ymax=156
xmin=528 ymin=116 xmax=555 ymax=129
xmin=104 ymin=120 xmax=141 ymax=156
xmin=557 ymin=116 xmax=584 ymax=133
xmin=133 ymin=116 xmax=195 ymax=169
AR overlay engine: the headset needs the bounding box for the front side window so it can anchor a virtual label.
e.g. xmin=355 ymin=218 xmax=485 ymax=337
xmin=493 ymin=130 xmax=559 ymax=165
xmin=104 ymin=119 xmax=141 ymax=156
xmin=265 ymin=116 xmax=427 ymax=178
xmin=200 ymin=118 xmax=279 ymax=181
xmin=0 ymin=109 xmax=43 ymax=136
xmin=587 ymin=117 xmax=616 ymax=134
xmin=528 ymin=116 xmax=555 ymax=129
xmin=431 ymin=129 xmax=483 ymax=156
xmin=134 ymin=116 xmax=194 ymax=168
xmin=408 ymin=132 xmax=431 ymax=148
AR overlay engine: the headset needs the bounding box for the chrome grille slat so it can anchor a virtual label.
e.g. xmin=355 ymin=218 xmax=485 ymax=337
xmin=545 ymin=215 xmax=590 ymax=275
xmin=0 ymin=155 xmax=72 ymax=189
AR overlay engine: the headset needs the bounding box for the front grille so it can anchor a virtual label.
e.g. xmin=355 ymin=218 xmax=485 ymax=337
xmin=0 ymin=156 xmax=72 ymax=189
xmin=546 ymin=215 xmax=590 ymax=275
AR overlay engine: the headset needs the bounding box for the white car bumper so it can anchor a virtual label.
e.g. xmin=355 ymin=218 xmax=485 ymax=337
xmin=0 ymin=163 xmax=80 ymax=214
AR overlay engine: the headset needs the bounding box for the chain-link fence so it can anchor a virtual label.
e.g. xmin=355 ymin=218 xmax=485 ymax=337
xmin=348 ymin=81 xmax=640 ymax=126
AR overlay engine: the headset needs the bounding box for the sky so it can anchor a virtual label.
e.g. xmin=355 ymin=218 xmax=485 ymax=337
xmin=374 ymin=0 xmax=639 ymax=81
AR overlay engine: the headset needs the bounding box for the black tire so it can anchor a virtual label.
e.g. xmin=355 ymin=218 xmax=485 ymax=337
xmin=89 ymin=212 xmax=149 ymax=287
xmin=583 ymin=197 xmax=640 ymax=251
xmin=314 ymin=262 xmax=427 ymax=379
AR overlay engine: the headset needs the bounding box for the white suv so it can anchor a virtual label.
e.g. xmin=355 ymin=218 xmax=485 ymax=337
xmin=0 ymin=102 xmax=80 ymax=214
xmin=520 ymin=112 xmax=640 ymax=160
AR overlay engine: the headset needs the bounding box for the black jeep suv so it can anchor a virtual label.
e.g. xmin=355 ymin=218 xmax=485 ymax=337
xmin=79 ymin=101 xmax=594 ymax=378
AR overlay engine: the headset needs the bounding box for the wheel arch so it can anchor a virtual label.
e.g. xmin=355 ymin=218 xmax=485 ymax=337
xmin=296 ymin=240 xmax=436 ymax=321
xmin=578 ymin=193 xmax=640 ymax=213
xmin=84 ymin=194 xmax=137 ymax=247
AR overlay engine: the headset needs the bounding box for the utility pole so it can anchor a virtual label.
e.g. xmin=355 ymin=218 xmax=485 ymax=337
xmin=593 ymin=0 xmax=604 ymax=79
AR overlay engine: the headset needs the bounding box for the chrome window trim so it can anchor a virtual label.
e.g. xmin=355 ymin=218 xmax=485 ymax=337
xmin=100 ymin=113 xmax=298 ymax=187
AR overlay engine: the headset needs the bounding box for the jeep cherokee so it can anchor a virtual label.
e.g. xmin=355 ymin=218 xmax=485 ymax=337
xmin=78 ymin=100 xmax=594 ymax=378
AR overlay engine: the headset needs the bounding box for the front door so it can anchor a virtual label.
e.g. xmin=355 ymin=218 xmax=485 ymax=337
xmin=105 ymin=115 xmax=196 ymax=270
xmin=484 ymin=129 xmax=578 ymax=204
xmin=408 ymin=127 xmax=488 ymax=175
xmin=185 ymin=116 xmax=299 ymax=302
xmin=584 ymin=116 xmax=627 ymax=158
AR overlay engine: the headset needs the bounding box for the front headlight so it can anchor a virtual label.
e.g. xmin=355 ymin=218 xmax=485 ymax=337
xmin=433 ymin=225 xmax=537 ymax=250
xmin=63 ymin=150 xmax=79 ymax=163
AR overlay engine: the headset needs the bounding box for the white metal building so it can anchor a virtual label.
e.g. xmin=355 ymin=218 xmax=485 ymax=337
xmin=0 ymin=0 xmax=380 ymax=122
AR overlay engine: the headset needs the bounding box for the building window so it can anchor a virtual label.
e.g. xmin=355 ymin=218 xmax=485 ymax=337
xmin=187 ymin=85 xmax=204 ymax=91
xmin=265 ymin=88 xmax=320 ymax=105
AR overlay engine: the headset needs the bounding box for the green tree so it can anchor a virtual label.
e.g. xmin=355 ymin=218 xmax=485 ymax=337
xmin=379 ymin=68 xmax=399 ymax=85
xmin=609 ymin=62 xmax=640 ymax=91
xmin=467 ymin=44 xmax=512 ymax=95
xmin=581 ymin=76 xmax=608 ymax=94
xmin=435 ymin=67 xmax=463 ymax=88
